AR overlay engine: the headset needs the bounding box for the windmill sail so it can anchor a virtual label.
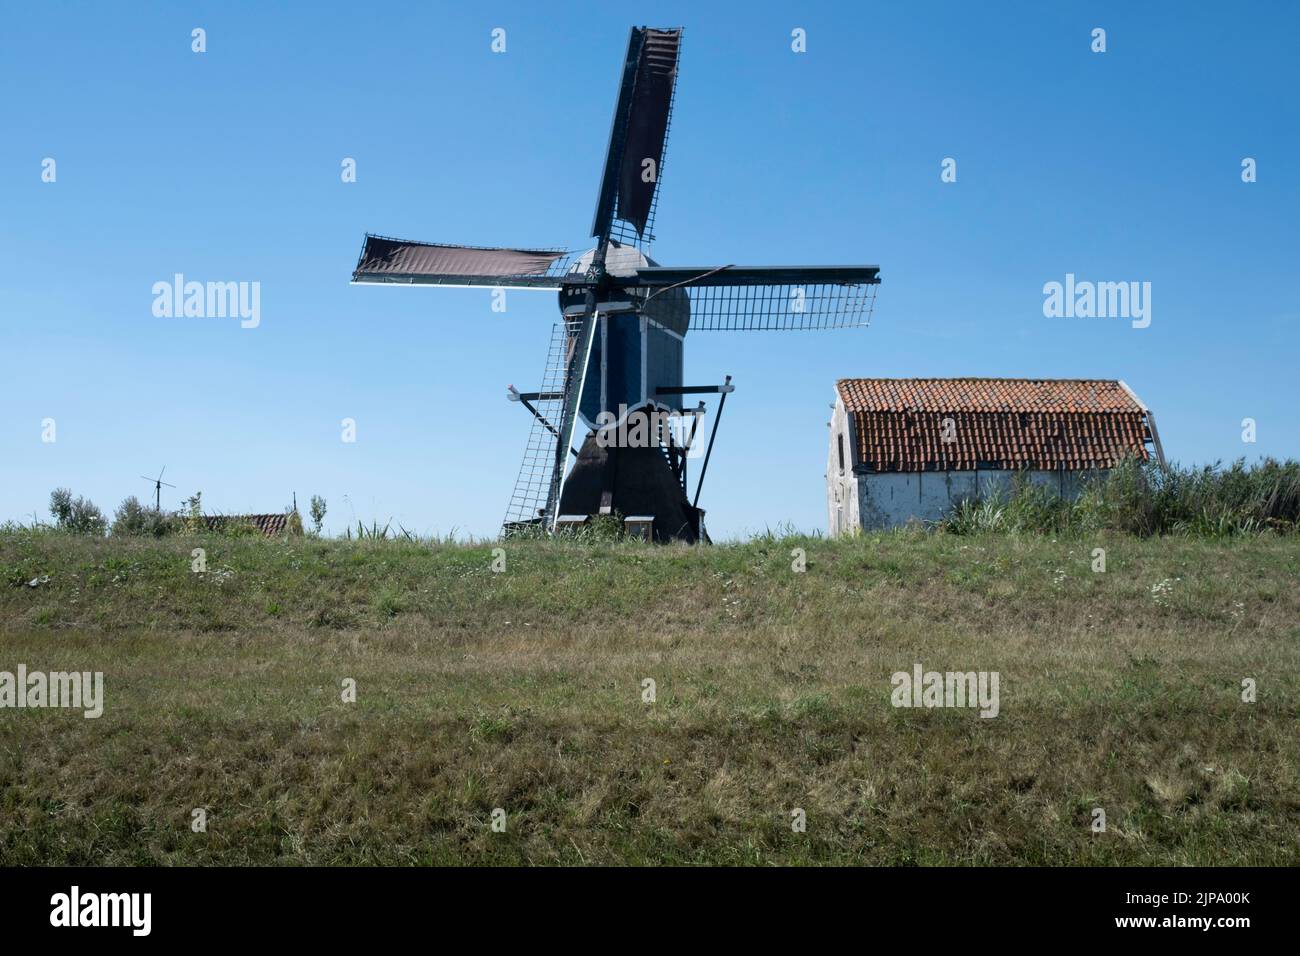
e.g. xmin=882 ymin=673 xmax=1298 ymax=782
xmin=352 ymin=236 xmax=573 ymax=288
xmin=632 ymin=265 xmax=881 ymax=287
xmin=615 ymin=28 xmax=680 ymax=236
xmin=624 ymin=264 xmax=881 ymax=331
xmin=591 ymin=27 xmax=682 ymax=249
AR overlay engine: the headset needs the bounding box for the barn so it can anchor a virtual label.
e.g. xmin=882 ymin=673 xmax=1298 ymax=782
xmin=827 ymin=378 xmax=1165 ymax=533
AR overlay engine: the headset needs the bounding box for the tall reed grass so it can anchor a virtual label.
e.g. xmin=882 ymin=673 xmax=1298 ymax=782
xmin=942 ymin=457 xmax=1300 ymax=536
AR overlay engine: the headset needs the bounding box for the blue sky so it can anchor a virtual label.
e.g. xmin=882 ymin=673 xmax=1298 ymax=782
xmin=2 ymin=1 xmax=1296 ymax=539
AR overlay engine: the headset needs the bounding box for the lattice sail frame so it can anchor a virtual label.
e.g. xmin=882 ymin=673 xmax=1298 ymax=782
xmin=634 ymin=280 xmax=877 ymax=332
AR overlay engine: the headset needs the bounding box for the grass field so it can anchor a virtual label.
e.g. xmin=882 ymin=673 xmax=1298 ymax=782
xmin=1 ymin=529 xmax=1297 ymax=865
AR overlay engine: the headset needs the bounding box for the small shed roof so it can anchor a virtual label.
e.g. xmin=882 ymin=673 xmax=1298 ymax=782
xmin=835 ymin=378 xmax=1156 ymax=473
xmin=202 ymin=514 xmax=295 ymax=537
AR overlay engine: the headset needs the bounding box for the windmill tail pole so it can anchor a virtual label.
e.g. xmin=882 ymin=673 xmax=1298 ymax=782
xmin=692 ymin=375 xmax=732 ymax=510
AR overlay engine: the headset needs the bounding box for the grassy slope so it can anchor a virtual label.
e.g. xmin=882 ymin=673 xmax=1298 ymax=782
xmin=1 ymin=531 xmax=1297 ymax=865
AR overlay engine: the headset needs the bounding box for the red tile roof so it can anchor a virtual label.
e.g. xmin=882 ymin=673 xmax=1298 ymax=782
xmin=836 ymin=378 xmax=1152 ymax=472
xmin=203 ymin=514 xmax=296 ymax=536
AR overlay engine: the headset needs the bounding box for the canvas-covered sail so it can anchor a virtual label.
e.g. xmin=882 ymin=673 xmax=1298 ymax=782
xmin=615 ymin=28 xmax=680 ymax=236
xmin=352 ymin=236 xmax=570 ymax=286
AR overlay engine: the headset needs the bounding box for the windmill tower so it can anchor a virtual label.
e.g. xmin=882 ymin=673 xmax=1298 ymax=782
xmin=351 ymin=27 xmax=880 ymax=541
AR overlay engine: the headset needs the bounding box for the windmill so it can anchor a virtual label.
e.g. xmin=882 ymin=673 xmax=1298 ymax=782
xmin=351 ymin=27 xmax=880 ymax=542
xmin=139 ymin=466 xmax=175 ymax=512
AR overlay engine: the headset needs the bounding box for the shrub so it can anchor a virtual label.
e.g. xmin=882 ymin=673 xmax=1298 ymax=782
xmin=309 ymin=496 xmax=327 ymax=535
xmin=181 ymin=493 xmax=205 ymax=535
xmin=111 ymin=496 xmax=177 ymax=537
xmin=49 ymin=488 xmax=107 ymax=535
xmin=585 ymin=513 xmax=625 ymax=540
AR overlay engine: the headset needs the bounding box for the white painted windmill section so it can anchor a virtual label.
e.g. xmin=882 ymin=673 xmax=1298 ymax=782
xmin=567 ymin=242 xmax=657 ymax=278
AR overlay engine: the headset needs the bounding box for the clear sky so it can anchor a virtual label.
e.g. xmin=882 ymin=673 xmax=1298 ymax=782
xmin=2 ymin=1 xmax=1296 ymax=539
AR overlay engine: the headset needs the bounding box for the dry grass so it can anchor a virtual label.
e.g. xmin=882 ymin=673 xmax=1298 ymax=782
xmin=1 ymin=530 xmax=1297 ymax=864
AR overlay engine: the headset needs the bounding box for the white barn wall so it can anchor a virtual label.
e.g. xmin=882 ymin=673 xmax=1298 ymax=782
xmin=853 ymin=468 xmax=1092 ymax=531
